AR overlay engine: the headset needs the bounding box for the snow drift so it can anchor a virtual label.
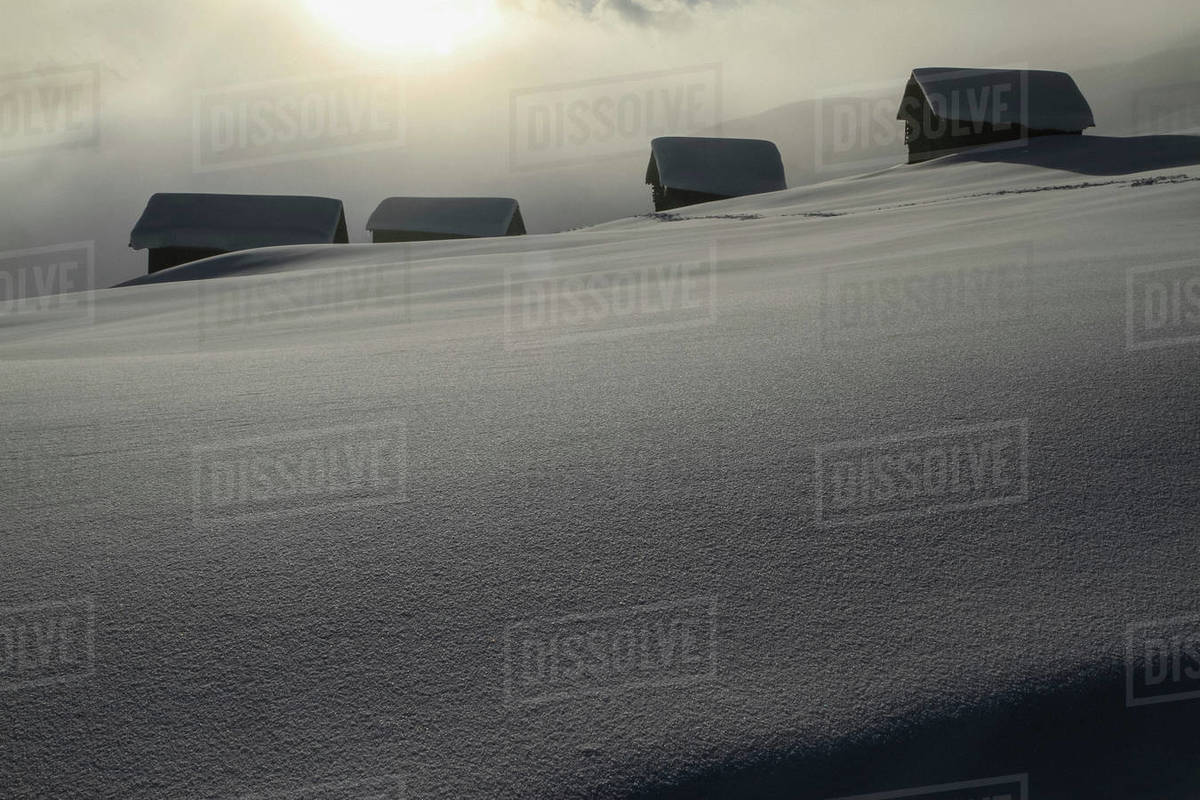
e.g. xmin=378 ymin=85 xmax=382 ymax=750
xmin=2 ymin=132 xmax=1200 ymax=799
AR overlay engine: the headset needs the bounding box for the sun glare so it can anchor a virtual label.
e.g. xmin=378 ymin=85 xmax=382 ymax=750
xmin=304 ymin=0 xmax=501 ymax=55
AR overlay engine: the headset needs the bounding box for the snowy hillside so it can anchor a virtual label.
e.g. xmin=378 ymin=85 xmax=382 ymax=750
xmin=3 ymin=132 xmax=1200 ymax=799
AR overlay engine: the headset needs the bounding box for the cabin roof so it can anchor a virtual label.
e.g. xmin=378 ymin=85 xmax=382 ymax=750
xmin=897 ymin=68 xmax=1095 ymax=131
xmin=646 ymin=137 xmax=787 ymax=198
xmin=366 ymin=197 xmax=522 ymax=238
xmin=129 ymin=193 xmax=347 ymax=252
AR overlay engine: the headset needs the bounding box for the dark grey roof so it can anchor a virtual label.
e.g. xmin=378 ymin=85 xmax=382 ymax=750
xmin=646 ymin=137 xmax=788 ymax=198
xmin=366 ymin=197 xmax=523 ymax=238
xmin=129 ymin=193 xmax=347 ymax=252
xmin=898 ymin=68 xmax=1095 ymax=132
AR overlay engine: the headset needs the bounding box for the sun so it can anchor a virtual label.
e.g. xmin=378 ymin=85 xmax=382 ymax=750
xmin=304 ymin=0 xmax=502 ymax=55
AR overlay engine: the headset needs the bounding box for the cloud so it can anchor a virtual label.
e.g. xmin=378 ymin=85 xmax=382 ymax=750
xmin=507 ymin=0 xmax=734 ymax=26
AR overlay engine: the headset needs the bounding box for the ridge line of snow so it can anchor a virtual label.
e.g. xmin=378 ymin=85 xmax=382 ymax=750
xmin=644 ymin=172 xmax=1200 ymax=225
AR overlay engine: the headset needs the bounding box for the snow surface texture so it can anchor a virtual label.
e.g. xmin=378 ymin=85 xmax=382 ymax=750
xmin=647 ymin=136 xmax=788 ymax=197
xmin=3 ymin=133 xmax=1200 ymax=799
xmin=904 ymin=68 xmax=1096 ymax=132
xmin=129 ymin=193 xmax=348 ymax=252
xmin=365 ymin=197 xmax=522 ymax=238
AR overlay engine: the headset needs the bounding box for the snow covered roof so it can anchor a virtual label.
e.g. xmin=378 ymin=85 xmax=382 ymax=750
xmin=366 ymin=197 xmax=523 ymax=238
xmin=646 ymin=137 xmax=788 ymax=198
xmin=129 ymin=193 xmax=348 ymax=252
xmin=898 ymin=68 xmax=1095 ymax=132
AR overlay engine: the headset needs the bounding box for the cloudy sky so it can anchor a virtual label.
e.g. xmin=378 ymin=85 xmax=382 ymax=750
xmin=2 ymin=0 xmax=1198 ymax=290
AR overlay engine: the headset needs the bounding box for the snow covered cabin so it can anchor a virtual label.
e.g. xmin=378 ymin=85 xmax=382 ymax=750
xmin=896 ymin=68 xmax=1095 ymax=164
xmin=365 ymin=197 xmax=526 ymax=243
xmin=645 ymin=137 xmax=788 ymax=212
xmin=129 ymin=193 xmax=349 ymax=274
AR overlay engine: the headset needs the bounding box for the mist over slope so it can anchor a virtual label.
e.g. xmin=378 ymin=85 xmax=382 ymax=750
xmin=3 ymin=15 xmax=1199 ymax=291
xmin=702 ymin=34 xmax=1200 ymax=190
xmin=3 ymin=132 xmax=1200 ymax=798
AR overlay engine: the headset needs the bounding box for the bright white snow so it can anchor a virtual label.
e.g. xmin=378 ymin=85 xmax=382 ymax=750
xmin=2 ymin=132 xmax=1199 ymax=799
